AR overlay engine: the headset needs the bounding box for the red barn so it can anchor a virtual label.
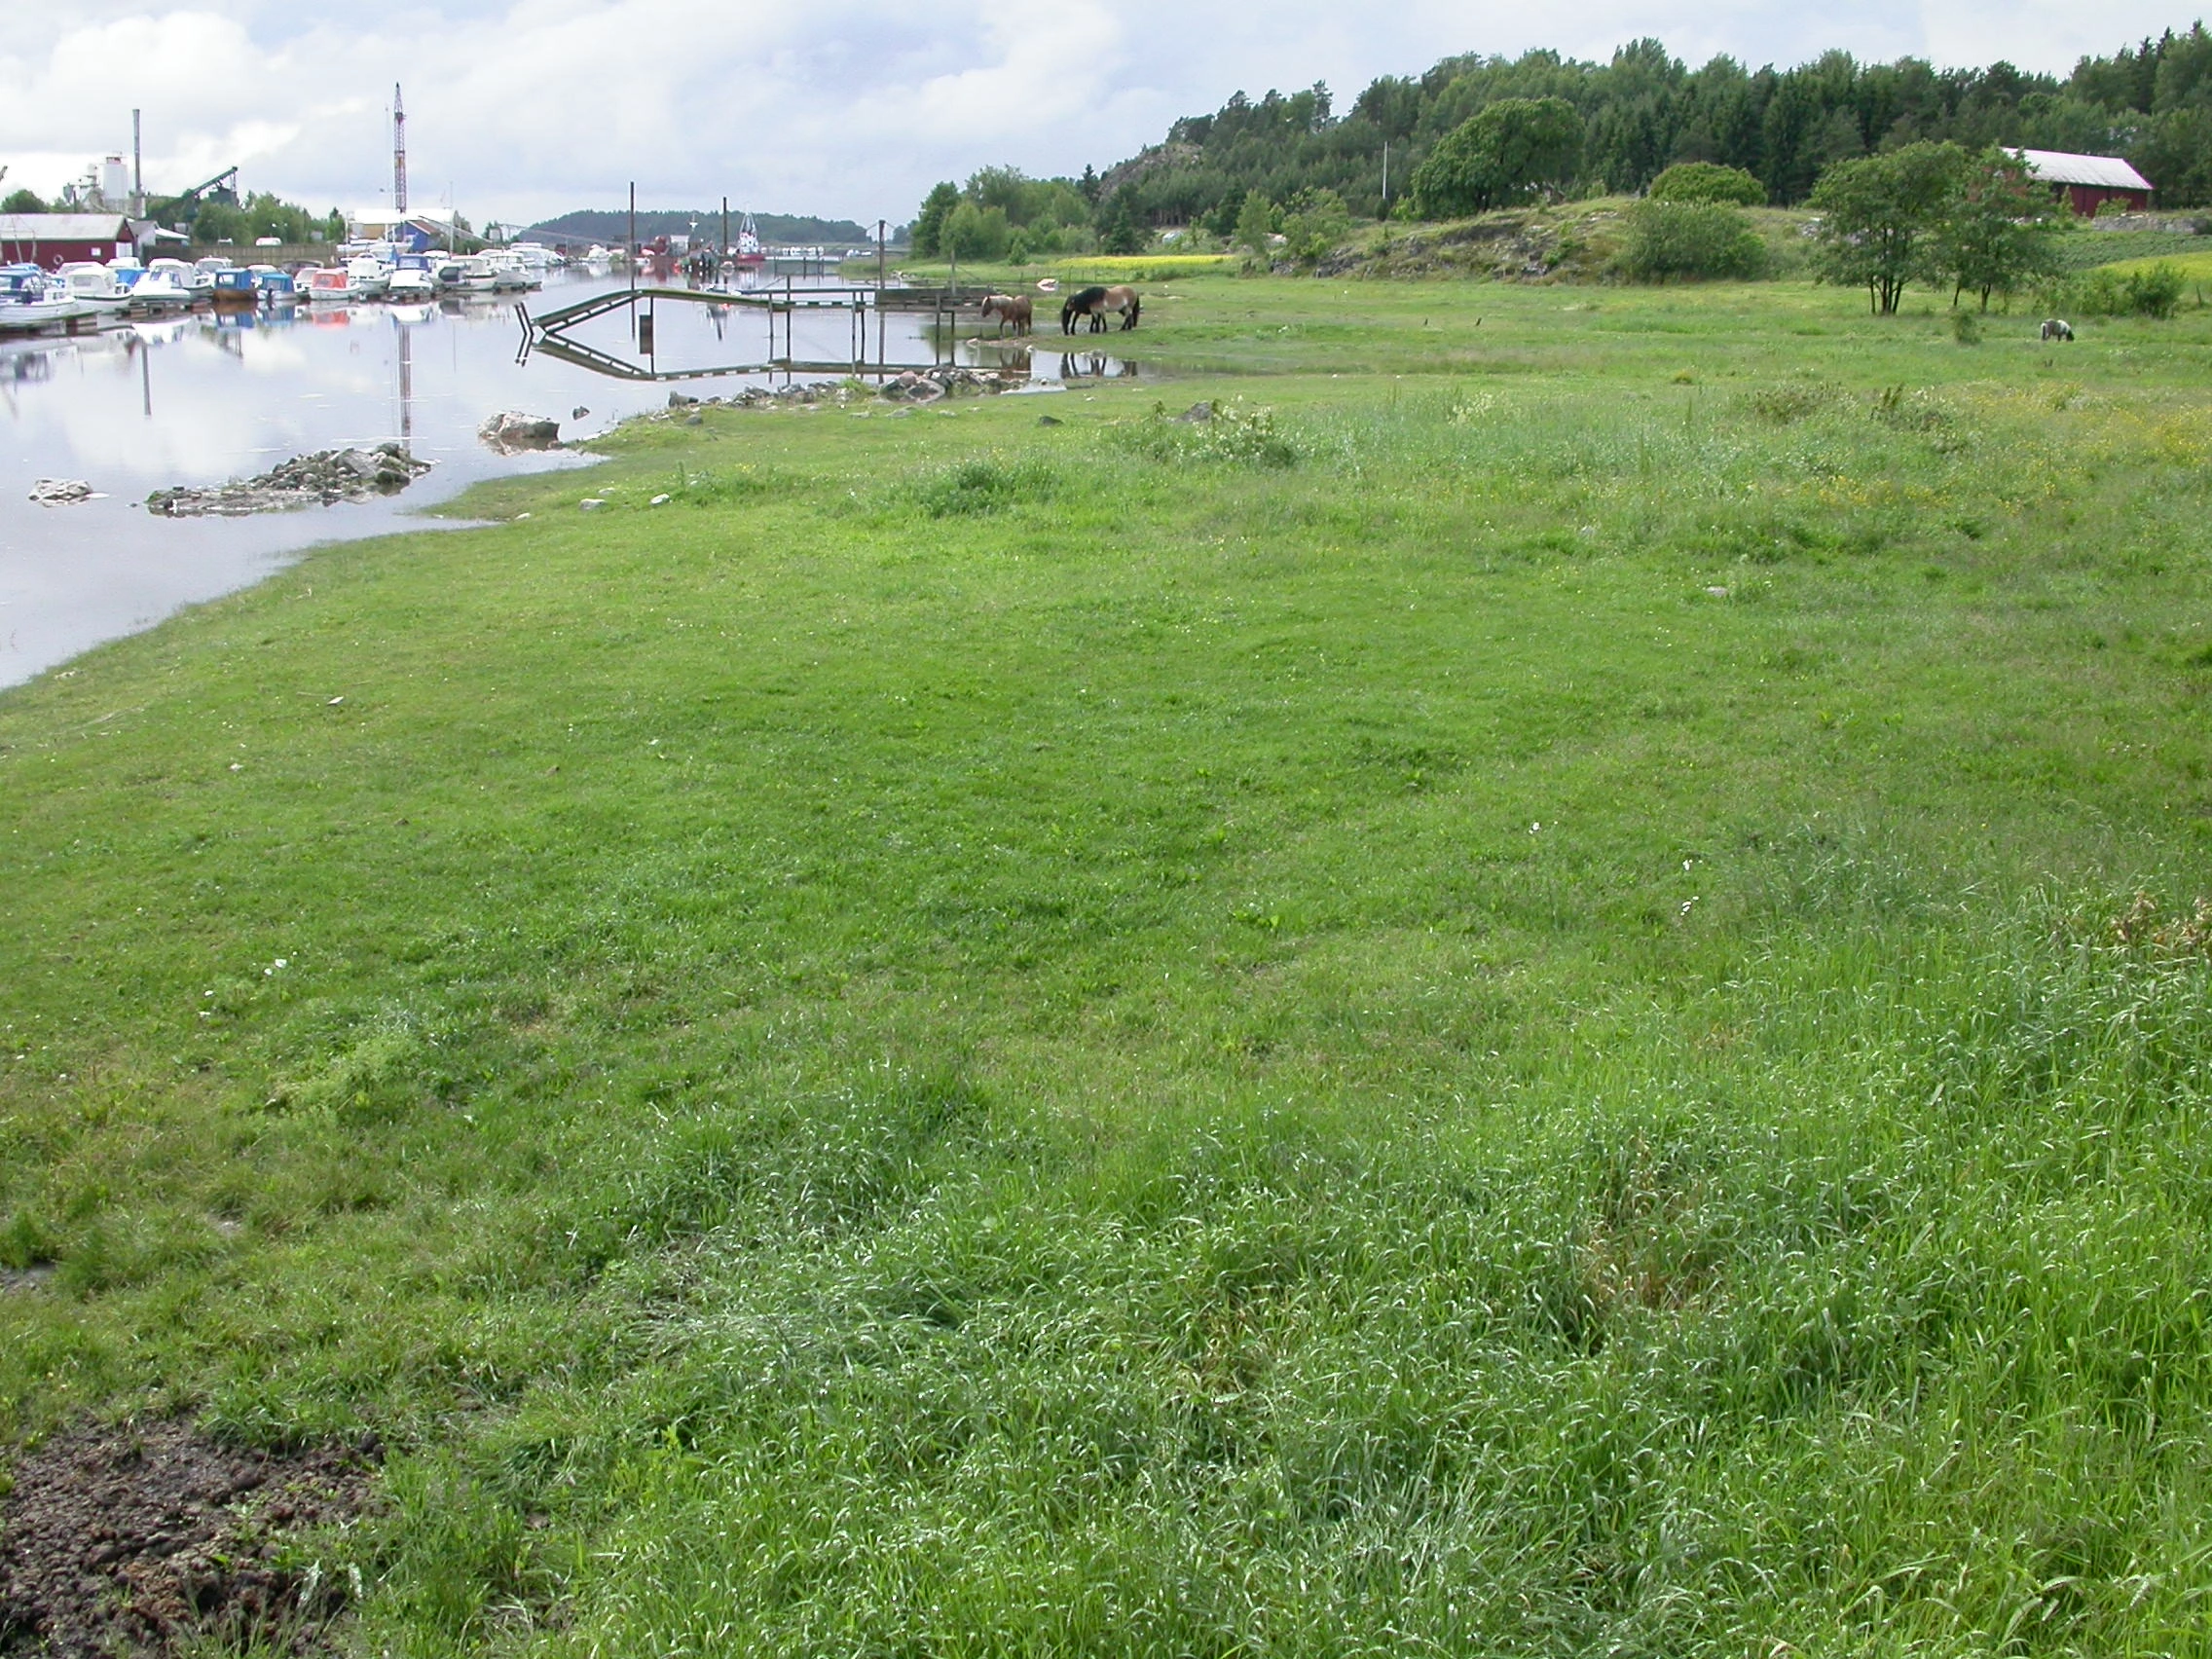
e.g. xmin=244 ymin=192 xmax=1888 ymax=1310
xmin=0 ymin=214 xmax=142 ymax=270
xmin=2015 ymin=149 xmax=2155 ymax=216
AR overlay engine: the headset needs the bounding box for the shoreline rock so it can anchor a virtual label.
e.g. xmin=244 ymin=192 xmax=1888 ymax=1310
xmin=145 ymin=445 xmax=432 ymax=518
xmin=478 ymin=412 xmax=562 ymax=453
xmin=28 ymin=479 xmax=97 ymax=505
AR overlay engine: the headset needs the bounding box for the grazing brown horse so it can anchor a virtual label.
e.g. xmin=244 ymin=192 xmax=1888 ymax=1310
xmin=1060 ymin=283 xmax=1140 ymax=334
xmin=979 ymin=293 xmax=1033 ymax=336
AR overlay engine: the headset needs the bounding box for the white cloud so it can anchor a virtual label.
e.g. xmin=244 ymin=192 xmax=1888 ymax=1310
xmin=0 ymin=0 xmax=2202 ymax=228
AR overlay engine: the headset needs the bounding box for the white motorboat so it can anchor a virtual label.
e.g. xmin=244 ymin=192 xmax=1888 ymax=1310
xmin=0 ymin=266 xmax=95 ymax=332
xmin=435 ymin=254 xmax=497 ymax=295
xmin=127 ymin=268 xmax=195 ymax=313
xmin=511 ymin=240 xmax=561 ymax=276
xmin=387 ymin=253 xmax=437 ymax=302
xmin=107 ymin=259 xmax=189 ymax=313
xmin=346 ymin=254 xmax=391 ymax=301
xmin=479 ymin=249 xmax=534 ymax=292
xmin=56 ymin=262 xmax=133 ymax=314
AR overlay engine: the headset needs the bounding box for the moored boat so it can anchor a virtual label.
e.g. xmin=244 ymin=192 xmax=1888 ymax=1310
xmin=300 ymin=267 xmax=352 ymax=305
xmin=0 ymin=266 xmax=95 ymax=332
xmin=387 ymin=253 xmax=437 ymax=302
xmin=480 ymin=249 xmax=534 ymax=292
xmin=125 ymin=267 xmax=196 ymax=313
xmin=435 ymin=254 xmax=497 ymax=295
xmin=346 ymin=254 xmax=391 ymax=301
xmin=208 ymin=268 xmax=259 ymax=309
xmin=56 ymin=262 xmax=132 ymax=315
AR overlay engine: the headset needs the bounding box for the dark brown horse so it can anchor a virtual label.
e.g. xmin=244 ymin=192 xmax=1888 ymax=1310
xmin=1060 ymin=283 xmax=1140 ymax=334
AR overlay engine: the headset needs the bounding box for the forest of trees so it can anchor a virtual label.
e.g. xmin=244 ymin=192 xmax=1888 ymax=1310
xmin=925 ymin=24 xmax=2212 ymax=241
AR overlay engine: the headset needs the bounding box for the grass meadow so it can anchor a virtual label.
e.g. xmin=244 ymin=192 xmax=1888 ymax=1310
xmin=6 ymin=272 xmax=2212 ymax=1653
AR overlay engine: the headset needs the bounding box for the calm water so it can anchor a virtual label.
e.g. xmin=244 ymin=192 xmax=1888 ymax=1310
xmin=0 ymin=275 xmax=1137 ymax=688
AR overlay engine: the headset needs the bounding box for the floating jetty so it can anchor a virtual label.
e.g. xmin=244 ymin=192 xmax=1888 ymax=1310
xmin=518 ymin=283 xmax=987 ymax=382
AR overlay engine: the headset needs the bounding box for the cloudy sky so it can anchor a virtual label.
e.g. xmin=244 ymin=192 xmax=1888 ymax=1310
xmin=1 ymin=1 xmax=2202 ymax=231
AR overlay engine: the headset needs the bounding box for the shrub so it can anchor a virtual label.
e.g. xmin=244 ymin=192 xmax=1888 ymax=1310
xmin=942 ymin=202 xmax=1013 ymax=262
xmin=1647 ymin=163 xmax=1765 ymax=206
xmin=908 ymin=456 xmax=1056 ymax=517
xmin=1620 ymin=201 xmax=1768 ymax=281
xmin=2049 ymin=263 xmax=2186 ymax=318
xmin=1279 ymin=188 xmax=1351 ymax=267
xmin=1115 ymin=400 xmax=1300 ymax=467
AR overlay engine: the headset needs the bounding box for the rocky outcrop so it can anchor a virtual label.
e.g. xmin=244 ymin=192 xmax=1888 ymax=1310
xmin=478 ymin=412 xmax=562 ymax=452
xmin=145 ymin=445 xmax=432 ymax=518
xmin=27 ymin=479 xmax=95 ymax=505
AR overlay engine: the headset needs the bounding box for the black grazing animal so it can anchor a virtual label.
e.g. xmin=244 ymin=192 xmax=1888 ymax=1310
xmin=1061 ymin=284 xmax=1140 ymax=334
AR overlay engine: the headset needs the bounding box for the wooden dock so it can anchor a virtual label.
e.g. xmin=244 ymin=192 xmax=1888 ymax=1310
xmin=520 ymin=282 xmax=991 ymax=383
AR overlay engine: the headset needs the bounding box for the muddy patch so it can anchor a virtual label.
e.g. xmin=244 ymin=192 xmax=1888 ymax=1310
xmin=0 ymin=1419 xmax=378 ymax=1656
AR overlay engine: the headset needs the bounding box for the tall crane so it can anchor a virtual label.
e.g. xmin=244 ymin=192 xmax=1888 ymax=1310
xmin=148 ymin=166 xmax=240 ymax=226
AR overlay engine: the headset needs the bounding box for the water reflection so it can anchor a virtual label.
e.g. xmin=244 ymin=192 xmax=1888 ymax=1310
xmin=1 ymin=276 xmax=1154 ymax=688
xmin=961 ymin=341 xmax=1140 ymax=381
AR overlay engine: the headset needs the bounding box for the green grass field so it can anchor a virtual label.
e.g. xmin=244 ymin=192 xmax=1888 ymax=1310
xmin=7 ymin=272 xmax=2212 ymax=1654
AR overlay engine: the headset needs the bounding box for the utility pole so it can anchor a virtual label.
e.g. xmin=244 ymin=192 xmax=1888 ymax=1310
xmin=876 ymin=219 xmax=887 ymax=289
xmin=131 ymin=110 xmax=143 ymax=217
xmin=1382 ymin=139 xmax=1389 ymax=213
xmin=392 ymin=85 xmax=407 ymax=213
xmin=628 ymin=181 xmax=637 ymax=299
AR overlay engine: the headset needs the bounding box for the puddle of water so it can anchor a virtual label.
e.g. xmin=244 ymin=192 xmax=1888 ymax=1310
xmin=0 ymin=276 xmax=1139 ymax=690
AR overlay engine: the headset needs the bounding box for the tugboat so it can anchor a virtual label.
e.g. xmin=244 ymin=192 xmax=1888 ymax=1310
xmin=731 ymin=213 xmax=766 ymax=274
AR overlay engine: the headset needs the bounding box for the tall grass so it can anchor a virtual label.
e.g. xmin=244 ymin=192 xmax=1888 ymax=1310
xmin=6 ymin=275 xmax=2212 ymax=1652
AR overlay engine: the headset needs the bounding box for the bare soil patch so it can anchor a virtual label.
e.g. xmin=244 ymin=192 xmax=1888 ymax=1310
xmin=0 ymin=1420 xmax=377 ymax=1657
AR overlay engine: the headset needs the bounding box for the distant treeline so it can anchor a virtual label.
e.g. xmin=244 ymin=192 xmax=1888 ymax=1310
xmin=1068 ymin=24 xmax=2212 ymax=229
xmin=522 ymin=209 xmax=879 ymax=246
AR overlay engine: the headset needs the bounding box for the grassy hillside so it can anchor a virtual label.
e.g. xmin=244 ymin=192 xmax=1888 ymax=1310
xmin=6 ymin=276 xmax=2212 ymax=1653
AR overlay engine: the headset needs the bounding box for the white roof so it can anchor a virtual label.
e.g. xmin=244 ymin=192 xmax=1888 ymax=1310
xmin=0 ymin=213 xmax=136 ymax=241
xmin=350 ymin=207 xmax=455 ymax=227
xmin=2014 ymin=149 xmax=2153 ymax=191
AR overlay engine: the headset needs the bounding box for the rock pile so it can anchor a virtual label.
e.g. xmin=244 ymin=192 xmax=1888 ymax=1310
xmin=645 ymin=367 xmax=1028 ymax=419
xmin=27 ymin=479 xmax=96 ymax=505
xmin=880 ymin=366 xmax=1022 ymax=403
xmin=478 ymin=412 xmax=562 ymax=453
xmin=145 ymin=445 xmax=432 ymax=518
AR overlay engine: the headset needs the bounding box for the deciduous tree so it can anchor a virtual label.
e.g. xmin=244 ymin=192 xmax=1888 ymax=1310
xmin=911 ymin=182 xmax=959 ymax=258
xmin=1408 ymin=97 xmax=1585 ymax=217
xmin=1935 ymin=146 xmax=2064 ymax=310
xmin=1234 ymin=190 xmax=1277 ymax=257
xmin=1809 ymin=141 xmax=1966 ymax=313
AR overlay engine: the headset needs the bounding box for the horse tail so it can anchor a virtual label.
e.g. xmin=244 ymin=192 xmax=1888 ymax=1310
xmin=1127 ymin=293 xmax=1140 ymax=330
